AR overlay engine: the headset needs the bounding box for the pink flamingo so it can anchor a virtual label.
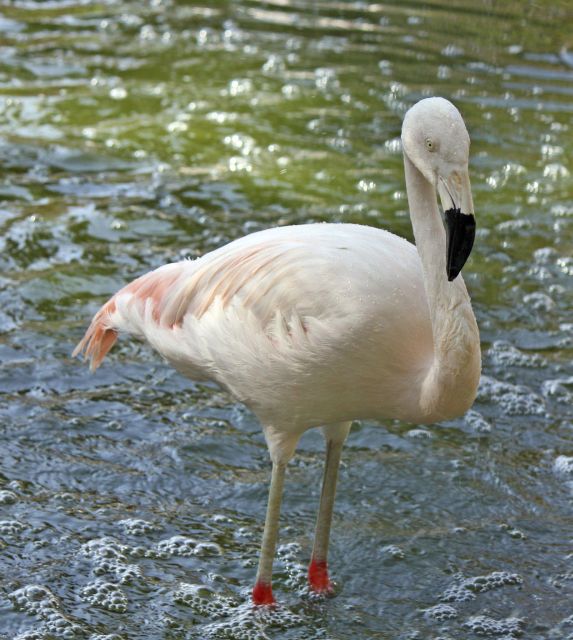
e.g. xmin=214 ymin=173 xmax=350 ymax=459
xmin=73 ymin=97 xmax=481 ymax=605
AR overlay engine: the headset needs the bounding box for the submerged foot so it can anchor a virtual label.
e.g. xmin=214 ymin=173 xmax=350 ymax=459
xmin=252 ymin=580 xmax=276 ymax=605
xmin=308 ymin=558 xmax=334 ymax=594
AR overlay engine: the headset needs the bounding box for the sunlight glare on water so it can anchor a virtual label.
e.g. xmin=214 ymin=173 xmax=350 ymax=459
xmin=0 ymin=1 xmax=572 ymax=638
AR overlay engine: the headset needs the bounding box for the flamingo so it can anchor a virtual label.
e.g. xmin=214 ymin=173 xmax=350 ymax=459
xmin=73 ymin=97 xmax=481 ymax=605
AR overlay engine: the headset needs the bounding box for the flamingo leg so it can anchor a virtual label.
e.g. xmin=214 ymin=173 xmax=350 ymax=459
xmin=308 ymin=421 xmax=351 ymax=594
xmin=252 ymin=461 xmax=287 ymax=605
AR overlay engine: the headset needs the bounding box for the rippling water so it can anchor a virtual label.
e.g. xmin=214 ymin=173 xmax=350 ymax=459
xmin=0 ymin=1 xmax=572 ymax=638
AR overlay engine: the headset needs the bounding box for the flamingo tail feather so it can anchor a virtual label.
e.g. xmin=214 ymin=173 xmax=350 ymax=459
xmin=72 ymin=300 xmax=118 ymax=371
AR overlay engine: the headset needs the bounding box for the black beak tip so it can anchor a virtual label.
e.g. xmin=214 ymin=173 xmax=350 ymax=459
xmin=447 ymin=269 xmax=460 ymax=282
xmin=445 ymin=208 xmax=476 ymax=282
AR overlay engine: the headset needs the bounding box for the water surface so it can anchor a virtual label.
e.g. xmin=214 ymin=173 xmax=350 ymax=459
xmin=0 ymin=1 xmax=572 ymax=638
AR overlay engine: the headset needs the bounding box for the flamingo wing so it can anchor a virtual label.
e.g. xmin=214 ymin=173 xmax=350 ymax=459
xmin=74 ymin=227 xmax=335 ymax=364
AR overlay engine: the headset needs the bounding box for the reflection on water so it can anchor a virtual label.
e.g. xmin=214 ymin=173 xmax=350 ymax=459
xmin=0 ymin=1 xmax=571 ymax=638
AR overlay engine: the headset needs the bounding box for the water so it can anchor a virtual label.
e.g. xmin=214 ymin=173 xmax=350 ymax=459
xmin=0 ymin=0 xmax=571 ymax=638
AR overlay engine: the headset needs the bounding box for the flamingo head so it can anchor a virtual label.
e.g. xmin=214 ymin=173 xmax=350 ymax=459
xmin=401 ymin=97 xmax=476 ymax=281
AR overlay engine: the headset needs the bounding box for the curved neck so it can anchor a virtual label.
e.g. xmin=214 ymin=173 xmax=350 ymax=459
xmin=403 ymin=155 xmax=481 ymax=420
xmin=404 ymin=155 xmax=449 ymax=314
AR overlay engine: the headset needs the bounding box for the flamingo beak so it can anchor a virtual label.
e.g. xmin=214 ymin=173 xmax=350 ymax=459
xmin=437 ymin=169 xmax=476 ymax=282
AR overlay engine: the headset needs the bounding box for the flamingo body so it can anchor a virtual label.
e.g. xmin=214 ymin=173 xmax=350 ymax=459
xmin=74 ymin=223 xmax=474 ymax=439
xmin=74 ymin=97 xmax=482 ymax=604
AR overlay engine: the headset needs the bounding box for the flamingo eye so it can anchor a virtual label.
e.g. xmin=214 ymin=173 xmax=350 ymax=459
xmin=425 ymin=137 xmax=436 ymax=152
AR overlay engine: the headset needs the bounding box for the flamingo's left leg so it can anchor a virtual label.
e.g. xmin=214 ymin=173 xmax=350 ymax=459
xmin=252 ymin=426 xmax=299 ymax=605
xmin=308 ymin=421 xmax=351 ymax=594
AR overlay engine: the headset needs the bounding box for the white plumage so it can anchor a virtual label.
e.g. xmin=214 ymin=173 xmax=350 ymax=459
xmin=74 ymin=97 xmax=481 ymax=604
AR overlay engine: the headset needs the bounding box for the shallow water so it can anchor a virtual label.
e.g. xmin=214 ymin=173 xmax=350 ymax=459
xmin=0 ymin=0 xmax=572 ymax=638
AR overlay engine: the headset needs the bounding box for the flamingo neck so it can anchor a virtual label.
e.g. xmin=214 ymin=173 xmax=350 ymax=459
xmin=403 ymin=155 xmax=481 ymax=420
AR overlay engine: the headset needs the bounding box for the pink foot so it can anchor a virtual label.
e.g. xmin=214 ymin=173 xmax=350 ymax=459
xmin=252 ymin=580 xmax=275 ymax=605
xmin=308 ymin=558 xmax=333 ymax=594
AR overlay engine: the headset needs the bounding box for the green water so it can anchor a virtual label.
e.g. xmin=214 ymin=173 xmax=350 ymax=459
xmin=0 ymin=1 xmax=572 ymax=638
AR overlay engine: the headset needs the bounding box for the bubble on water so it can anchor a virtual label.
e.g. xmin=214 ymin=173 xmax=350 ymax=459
xmin=0 ymin=519 xmax=26 ymax=535
xmin=223 ymin=20 xmax=246 ymax=48
xmin=496 ymin=218 xmax=531 ymax=233
xmin=533 ymin=246 xmax=558 ymax=263
xmin=14 ymin=631 xmax=46 ymax=640
xmin=541 ymin=143 xmax=563 ymax=159
xmin=523 ymin=291 xmax=555 ymax=312
xmin=167 ymin=120 xmax=188 ymax=133
xmin=499 ymin=523 xmax=526 ymax=539
xmin=465 ymin=409 xmax=492 ymax=433
xmin=281 ymin=83 xmax=301 ymax=99
xmin=206 ymin=111 xmax=238 ymax=124
xmin=407 ymin=428 xmax=432 ymax=439
xmin=235 ymin=525 xmax=256 ymax=541
xmin=557 ymin=257 xmax=573 ymax=276
xmin=357 ymin=179 xmax=376 ymax=193
xmin=224 ymin=133 xmax=256 ymax=155
xmin=553 ymin=455 xmax=573 ymax=474
xmin=80 ymin=537 xmax=142 ymax=584
xmin=384 ymin=137 xmax=402 ymax=153
xmin=211 ymin=513 xmax=233 ymax=524
xmin=477 ymin=376 xmax=546 ymax=416
xmin=543 ymin=163 xmax=570 ymax=181
xmin=9 ymin=585 xmax=83 ymax=637
xmin=307 ymin=117 xmax=322 ymax=132
xmin=441 ymin=571 xmax=522 ymax=603
xmin=463 ymin=614 xmax=524 ymax=636
xmin=382 ymin=544 xmax=406 ymax=560
xmin=118 ymin=518 xmax=161 ymax=536
xmin=82 ymin=126 xmax=97 ymax=139
xmin=140 ymin=23 xmax=158 ymax=41
xmin=227 ymin=78 xmax=253 ymax=97
xmin=441 ymin=582 xmax=475 ymax=603
xmin=172 ymin=582 xmax=237 ymax=617
xmin=314 ymin=67 xmax=339 ymax=92
xmin=378 ymin=59 xmax=392 ymax=75
xmin=119 ymin=12 xmax=144 ymax=29
xmin=229 ymin=156 xmax=253 ymax=172
xmin=424 ymin=603 xmax=458 ymax=621
xmin=0 ymin=489 xmax=18 ymax=504
xmin=195 ymin=541 xmax=223 ymax=556
xmin=11 ymin=585 xmax=59 ymax=613
xmin=157 ymin=534 xmax=198 ymax=556
xmin=551 ymin=202 xmax=573 ymax=218
xmin=261 ymin=54 xmax=285 ymax=75
xmin=327 ymin=135 xmax=351 ymax=151
xmin=488 ymin=341 xmax=547 ymax=368
xmin=81 ymin=580 xmax=128 ymax=613
xmin=89 ymin=635 xmax=126 ymax=640
xmin=195 ymin=27 xmax=218 ymax=47
xmin=109 ymin=87 xmax=127 ymax=100
xmin=542 ymin=377 xmax=573 ymax=404
xmin=486 ymin=162 xmax=527 ymax=190
xmin=174 ymin=581 xmax=213 ymax=602
xmin=202 ymin=600 xmax=304 ymax=640
xmin=500 ymin=392 xmax=546 ymax=416
xmin=437 ymin=64 xmax=452 ymax=79
xmin=442 ymin=44 xmax=464 ymax=57
xmin=81 ymin=537 xmax=130 ymax=560
xmin=277 ymin=543 xmax=308 ymax=594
